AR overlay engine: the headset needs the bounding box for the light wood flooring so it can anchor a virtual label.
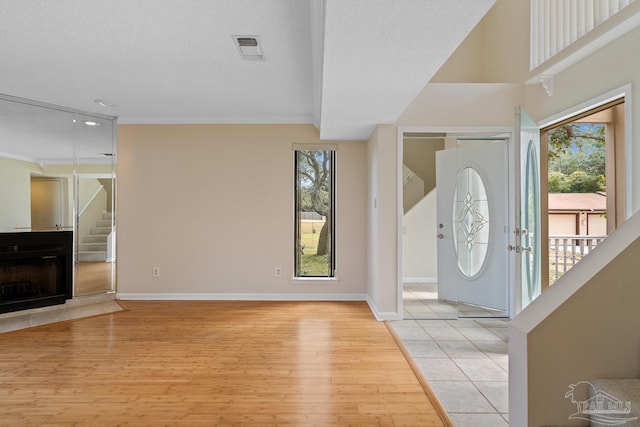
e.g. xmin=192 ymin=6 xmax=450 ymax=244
xmin=75 ymin=261 xmax=113 ymax=296
xmin=0 ymin=301 xmax=451 ymax=426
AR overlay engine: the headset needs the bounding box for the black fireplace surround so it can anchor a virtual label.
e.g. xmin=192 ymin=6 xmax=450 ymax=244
xmin=0 ymin=231 xmax=73 ymax=314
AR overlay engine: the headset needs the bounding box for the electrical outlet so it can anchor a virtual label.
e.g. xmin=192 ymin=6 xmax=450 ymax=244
xmin=275 ymin=266 xmax=281 ymax=277
xmin=152 ymin=266 xmax=160 ymax=278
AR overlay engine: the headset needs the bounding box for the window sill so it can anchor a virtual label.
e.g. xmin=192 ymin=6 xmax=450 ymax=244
xmin=292 ymin=277 xmax=340 ymax=285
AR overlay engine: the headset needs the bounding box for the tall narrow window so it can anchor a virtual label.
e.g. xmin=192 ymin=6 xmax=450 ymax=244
xmin=294 ymin=148 xmax=335 ymax=278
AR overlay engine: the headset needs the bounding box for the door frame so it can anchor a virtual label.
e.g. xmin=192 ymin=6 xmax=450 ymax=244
xmin=538 ymin=84 xmax=633 ymax=218
xmin=397 ymin=126 xmax=516 ymax=318
xmin=30 ymin=176 xmax=68 ymax=229
xmin=536 ymin=84 xmax=633 ymax=293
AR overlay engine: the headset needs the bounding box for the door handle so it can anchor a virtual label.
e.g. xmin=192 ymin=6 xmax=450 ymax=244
xmin=437 ymin=233 xmax=445 ymax=239
xmin=508 ymin=245 xmax=532 ymax=253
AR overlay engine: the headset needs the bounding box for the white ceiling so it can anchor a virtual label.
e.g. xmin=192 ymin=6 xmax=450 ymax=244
xmin=0 ymin=0 xmax=495 ymax=149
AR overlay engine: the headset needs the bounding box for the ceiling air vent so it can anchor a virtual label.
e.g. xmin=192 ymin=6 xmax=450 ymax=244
xmin=232 ymin=35 xmax=264 ymax=61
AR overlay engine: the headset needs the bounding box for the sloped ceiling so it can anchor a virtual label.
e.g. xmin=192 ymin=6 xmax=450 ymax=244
xmin=0 ymin=0 xmax=495 ymax=149
xmin=318 ymin=0 xmax=495 ymax=139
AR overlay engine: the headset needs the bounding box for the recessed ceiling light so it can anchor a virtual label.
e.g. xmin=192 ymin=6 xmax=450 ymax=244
xmin=83 ymin=120 xmax=101 ymax=127
xmin=94 ymin=99 xmax=117 ymax=108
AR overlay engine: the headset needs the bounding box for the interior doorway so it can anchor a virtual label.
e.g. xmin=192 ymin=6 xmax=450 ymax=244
xmin=401 ymin=132 xmax=510 ymax=319
xmin=30 ymin=177 xmax=70 ymax=230
xmin=75 ymin=175 xmax=116 ymax=297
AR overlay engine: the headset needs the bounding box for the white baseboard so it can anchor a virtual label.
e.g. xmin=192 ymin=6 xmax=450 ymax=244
xmin=402 ymin=277 xmax=437 ymax=284
xmin=366 ymin=298 xmax=402 ymax=321
xmin=116 ymin=293 xmax=367 ymax=301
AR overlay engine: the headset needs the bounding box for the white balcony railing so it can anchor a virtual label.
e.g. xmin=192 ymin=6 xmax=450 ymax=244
xmin=549 ymin=234 xmax=606 ymax=283
xmin=531 ymin=0 xmax=635 ymax=70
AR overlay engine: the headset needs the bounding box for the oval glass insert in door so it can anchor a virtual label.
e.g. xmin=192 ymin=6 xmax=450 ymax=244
xmin=523 ymin=140 xmax=541 ymax=304
xmin=452 ymin=167 xmax=490 ymax=278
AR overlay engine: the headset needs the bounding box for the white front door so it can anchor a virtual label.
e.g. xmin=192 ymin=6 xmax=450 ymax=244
xmin=436 ymin=140 xmax=509 ymax=311
xmin=516 ymin=107 xmax=542 ymax=312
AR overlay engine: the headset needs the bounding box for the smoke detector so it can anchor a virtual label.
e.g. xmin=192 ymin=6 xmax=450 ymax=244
xmin=232 ymin=35 xmax=264 ymax=60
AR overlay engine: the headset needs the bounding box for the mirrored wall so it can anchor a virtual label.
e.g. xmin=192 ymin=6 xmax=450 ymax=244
xmin=0 ymin=94 xmax=116 ymax=297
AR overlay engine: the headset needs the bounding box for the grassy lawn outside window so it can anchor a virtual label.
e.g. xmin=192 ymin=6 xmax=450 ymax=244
xmin=294 ymin=149 xmax=335 ymax=278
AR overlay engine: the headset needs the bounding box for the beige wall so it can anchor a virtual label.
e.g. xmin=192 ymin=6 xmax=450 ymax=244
xmin=549 ymin=212 xmax=606 ymax=236
xmin=480 ymin=0 xmax=530 ymax=83
xmin=116 ymin=124 xmax=367 ymax=298
xmin=78 ymin=178 xmax=107 ymax=244
xmin=548 ymin=213 xmax=578 ymax=235
xmin=430 ymin=0 xmax=530 ymax=84
xmin=366 ymin=125 xmax=400 ymax=319
xmin=98 ymin=179 xmax=114 ymax=213
xmin=0 ymin=156 xmax=42 ymax=229
xmin=397 ymin=83 xmax=523 ymax=127
xmin=402 ymin=165 xmax=424 ymax=214
xmin=430 ymin=21 xmax=485 ymax=83
xmin=403 ymin=189 xmax=437 ymax=281
xmin=401 ymin=138 xmax=443 ymax=282
xmin=510 ymin=211 xmax=640 ymax=426
xmin=403 ymin=138 xmax=443 ymax=195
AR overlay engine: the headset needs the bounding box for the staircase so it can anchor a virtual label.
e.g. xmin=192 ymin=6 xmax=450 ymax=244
xmin=403 ymin=164 xmax=425 ymax=213
xmin=77 ymin=212 xmax=113 ymax=262
xmin=588 ymin=379 xmax=640 ymax=426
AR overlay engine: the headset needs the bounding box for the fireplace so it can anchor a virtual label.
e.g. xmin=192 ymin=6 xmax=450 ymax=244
xmin=0 ymin=231 xmax=72 ymax=314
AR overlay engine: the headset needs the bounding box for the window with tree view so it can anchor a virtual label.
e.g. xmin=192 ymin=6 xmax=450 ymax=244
xmin=295 ymin=149 xmax=335 ymax=278
xmin=548 ymin=123 xmax=605 ymax=194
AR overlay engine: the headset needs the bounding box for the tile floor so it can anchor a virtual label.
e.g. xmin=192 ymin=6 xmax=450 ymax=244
xmin=388 ymin=282 xmax=510 ymax=426
xmin=403 ymin=282 xmax=507 ymax=319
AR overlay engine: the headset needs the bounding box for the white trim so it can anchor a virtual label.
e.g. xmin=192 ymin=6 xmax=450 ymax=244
xmin=291 ymin=277 xmax=340 ymax=285
xmin=402 ymin=277 xmax=437 ymax=284
xmin=0 ymin=92 xmax=116 ymax=120
xmin=77 ymin=173 xmax=115 ymax=179
xmin=0 ymin=152 xmax=38 ymax=163
xmin=366 ymin=297 xmax=402 ymax=321
xmin=398 ymin=125 xmax=514 ymax=135
xmin=116 ymin=293 xmax=366 ymax=301
xmin=291 ymin=142 xmax=338 ymax=151
xmin=527 ymin=1 xmax=640 ymax=85
xmin=116 ymin=115 xmax=314 ymax=125
xmin=396 ymin=127 xmax=405 ymax=319
xmin=292 ymin=143 xmax=338 ymax=151
xmin=538 ymin=85 xmax=629 ymax=128
xmin=396 ymin=125 xmax=516 ymax=319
